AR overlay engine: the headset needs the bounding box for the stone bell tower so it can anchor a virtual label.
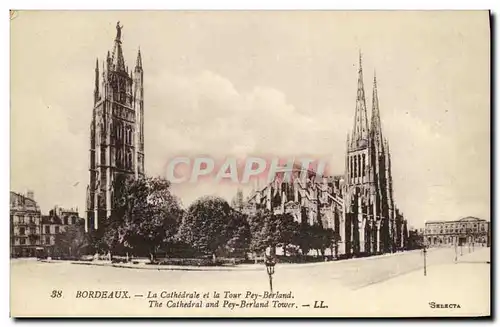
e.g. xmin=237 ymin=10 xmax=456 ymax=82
xmin=86 ymin=22 xmax=145 ymax=232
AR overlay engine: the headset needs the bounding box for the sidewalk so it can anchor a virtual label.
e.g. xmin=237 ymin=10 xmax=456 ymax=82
xmin=354 ymin=248 xmax=491 ymax=317
xmin=41 ymin=251 xmax=418 ymax=272
xmin=66 ymin=260 xmax=266 ymax=272
xmin=38 ymin=247 xmax=475 ymax=272
xmin=455 ymin=246 xmax=490 ymax=264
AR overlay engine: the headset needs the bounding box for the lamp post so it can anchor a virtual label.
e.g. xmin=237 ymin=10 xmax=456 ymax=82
xmin=460 ymin=239 xmax=463 ymax=256
xmin=264 ymin=254 xmax=276 ymax=293
xmin=454 ymin=236 xmax=458 ymax=262
xmin=423 ymin=244 xmax=427 ymax=277
xmin=467 ymin=230 xmax=472 ymax=253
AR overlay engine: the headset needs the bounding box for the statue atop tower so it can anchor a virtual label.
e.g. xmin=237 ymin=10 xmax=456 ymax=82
xmin=116 ymin=21 xmax=123 ymax=42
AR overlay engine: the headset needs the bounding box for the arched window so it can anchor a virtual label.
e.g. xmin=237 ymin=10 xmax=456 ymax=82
xmin=350 ymin=156 xmax=353 ymax=181
xmin=353 ymin=156 xmax=356 ymax=178
xmin=358 ymin=154 xmax=361 ymax=178
xmin=362 ymin=153 xmax=366 ymax=177
xmin=117 ymin=149 xmax=122 ymax=168
xmin=127 ymin=151 xmax=132 ymax=169
xmin=356 ymin=155 xmax=360 ymax=178
xmin=353 ymin=156 xmax=356 ymax=179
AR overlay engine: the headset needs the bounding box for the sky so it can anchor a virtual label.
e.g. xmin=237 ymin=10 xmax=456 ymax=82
xmin=10 ymin=11 xmax=490 ymax=228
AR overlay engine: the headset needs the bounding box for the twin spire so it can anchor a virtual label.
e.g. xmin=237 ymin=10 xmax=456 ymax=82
xmin=350 ymin=51 xmax=383 ymax=150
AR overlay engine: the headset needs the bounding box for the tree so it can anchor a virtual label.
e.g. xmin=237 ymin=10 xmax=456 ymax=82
xmin=295 ymin=222 xmax=314 ymax=256
xmin=248 ymin=210 xmax=272 ymax=255
xmin=225 ymin=211 xmax=251 ymax=258
xmin=53 ymin=219 xmax=88 ymax=258
xmin=177 ymin=196 xmax=233 ymax=258
xmin=309 ymin=224 xmax=324 ymax=256
xmin=108 ymin=175 xmax=183 ymax=262
xmin=274 ymin=213 xmax=299 ymax=256
xmin=317 ymin=227 xmax=336 ymax=258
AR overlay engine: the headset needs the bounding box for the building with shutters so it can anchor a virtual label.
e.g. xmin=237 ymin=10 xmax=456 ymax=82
xmin=425 ymin=217 xmax=490 ymax=248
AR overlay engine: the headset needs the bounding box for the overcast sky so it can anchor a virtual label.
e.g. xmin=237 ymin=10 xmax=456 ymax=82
xmin=11 ymin=11 xmax=490 ymax=228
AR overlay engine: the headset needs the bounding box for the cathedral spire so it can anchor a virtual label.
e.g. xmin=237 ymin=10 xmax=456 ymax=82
xmin=136 ymin=48 xmax=142 ymax=69
xmin=111 ymin=21 xmax=126 ymax=72
xmin=350 ymin=51 xmax=369 ymax=150
xmin=94 ymin=58 xmax=100 ymax=103
xmin=371 ymin=71 xmax=384 ymax=148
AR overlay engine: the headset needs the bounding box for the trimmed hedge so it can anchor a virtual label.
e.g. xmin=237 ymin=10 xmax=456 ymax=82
xmin=145 ymin=257 xmax=246 ymax=267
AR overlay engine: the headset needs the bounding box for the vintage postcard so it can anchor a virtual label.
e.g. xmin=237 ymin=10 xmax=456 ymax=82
xmin=10 ymin=10 xmax=491 ymax=318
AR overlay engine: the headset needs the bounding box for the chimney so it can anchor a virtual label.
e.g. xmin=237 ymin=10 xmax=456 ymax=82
xmin=26 ymin=190 xmax=34 ymax=200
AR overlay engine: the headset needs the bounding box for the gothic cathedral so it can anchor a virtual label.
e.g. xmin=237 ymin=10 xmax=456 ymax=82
xmin=242 ymin=53 xmax=408 ymax=257
xmin=86 ymin=22 xmax=145 ymax=231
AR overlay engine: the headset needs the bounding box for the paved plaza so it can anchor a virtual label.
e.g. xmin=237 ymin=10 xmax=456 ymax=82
xmin=11 ymin=247 xmax=490 ymax=317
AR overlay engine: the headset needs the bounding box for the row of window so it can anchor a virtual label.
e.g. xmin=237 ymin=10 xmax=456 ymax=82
xmin=114 ymin=122 xmax=134 ymax=145
xmin=17 ymin=227 xmax=37 ymax=235
xmin=116 ymin=149 xmax=134 ymax=169
xmin=426 ymin=224 xmax=487 ymax=233
xmin=16 ymin=225 xmax=70 ymax=236
xmin=427 ymin=229 xmax=486 ymax=234
xmin=113 ymin=91 xmax=133 ymax=105
xmin=11 ymin=215 xmax=38 ymax=224
xmin=426 ymin=227 xmax=487 ymax=234
xmin=349 ymin=153 xmax=366 ymax=180
xmin=13 ymin=236 xmax=53 ymax=245
xmin=11 ymin=215 xmax=77 ymax=225
xmin=44 ymin=226 xmax=60 ymax=234
xmin=427 ymin=222 xmax=488 ymax=228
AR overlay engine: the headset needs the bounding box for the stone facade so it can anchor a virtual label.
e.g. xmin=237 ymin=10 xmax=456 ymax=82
xmin=10 ymin=192 xmax=83 ymax=257
xmin=10 ymin=191 xmax=42 ymax=257
xmin=244 ymin=169 xmax=344 ymax=228
xmin=425 ymin=217 xmax=490 ymax=248
xmin=86 ymin=22 xmax=145 ymax=231
xmin=342 ymin=54 xmax=407 ymax=256
xmin=41 ymin=207 xmax=81 ymax=251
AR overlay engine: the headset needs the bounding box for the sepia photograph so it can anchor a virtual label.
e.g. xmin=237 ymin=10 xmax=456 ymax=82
xmin=9 ymin=10 xmax=491 ymax=318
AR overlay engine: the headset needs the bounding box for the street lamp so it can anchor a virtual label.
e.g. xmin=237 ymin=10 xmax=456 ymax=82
xmin=423 ymin=244 xmax=427 ymax=277
xmin=264 ymin=254 xmax=276 ymax=293
xmin=454 ymin=236 xmax=458 ymax=262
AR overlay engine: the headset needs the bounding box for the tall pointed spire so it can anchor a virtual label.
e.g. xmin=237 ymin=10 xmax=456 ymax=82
xmin=94 ymin=58 xmax=100 ymax=103
xmin=111 ymin=21 xmax=126 ymax=72
xmin=371 ymin=70 xmax=384 ymax=148
xmin=136 ymin=48 xmax=142 ymax=69
xmin=350 ymin=50 xmax=369 ymax=149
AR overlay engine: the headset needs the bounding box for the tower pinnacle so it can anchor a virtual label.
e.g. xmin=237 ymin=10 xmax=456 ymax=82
xmin=94 ymin=58 xmax=99 ymax=102
xmin=370 ymin=70 xmax=383 ymax=148
xmin=136 ymin=48 xmax=142 ymax=69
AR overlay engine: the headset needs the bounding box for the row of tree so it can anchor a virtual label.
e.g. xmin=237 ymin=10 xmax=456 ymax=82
xmin=54 ymin=176 xmax=340 ymax=262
